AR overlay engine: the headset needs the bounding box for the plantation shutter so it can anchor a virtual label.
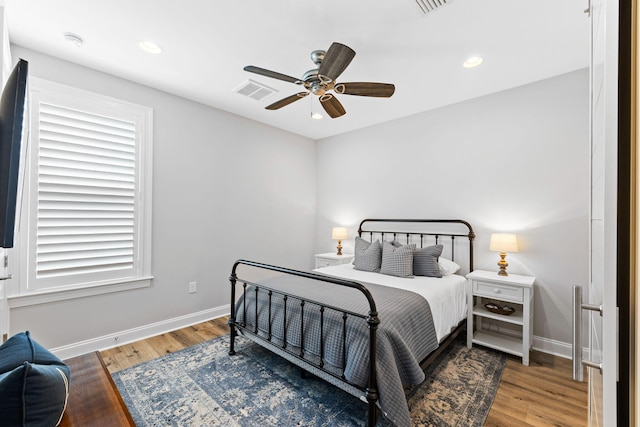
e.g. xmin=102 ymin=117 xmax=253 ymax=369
xmin=36 ymin=103 xmax=136 ymax=278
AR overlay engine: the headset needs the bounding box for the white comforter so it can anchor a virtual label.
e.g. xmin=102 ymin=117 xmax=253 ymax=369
xmin=313 ymin=263 xmax=467 ymax=342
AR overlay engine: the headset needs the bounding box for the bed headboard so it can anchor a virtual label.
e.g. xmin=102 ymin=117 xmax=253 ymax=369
xmin=357 ymin=218 xmax=476 ymax=274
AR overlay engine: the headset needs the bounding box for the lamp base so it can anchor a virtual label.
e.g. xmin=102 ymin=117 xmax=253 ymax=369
xmin=336 ymin=240 xmax=343 ymax=256
xmin=497 ymin=253 xmax=509 ymax=276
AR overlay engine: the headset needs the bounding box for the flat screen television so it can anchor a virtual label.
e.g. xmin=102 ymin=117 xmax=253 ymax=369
xmin=0 ymin=59 xmax=28 ymax=248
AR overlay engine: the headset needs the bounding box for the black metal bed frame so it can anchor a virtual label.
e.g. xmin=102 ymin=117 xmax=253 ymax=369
xmin=228 ymin=219 xmax=475 ymax=427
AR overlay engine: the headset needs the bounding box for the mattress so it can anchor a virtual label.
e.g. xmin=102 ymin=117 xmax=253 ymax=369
xmin=313 ymin=263 xmax=467 ymax=342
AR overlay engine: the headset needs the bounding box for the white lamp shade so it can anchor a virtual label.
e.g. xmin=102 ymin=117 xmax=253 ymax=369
xmin=331 ymin=227 xmax=348 ymax=240
xmin=489 ymin=233 xmax=519 ymax=253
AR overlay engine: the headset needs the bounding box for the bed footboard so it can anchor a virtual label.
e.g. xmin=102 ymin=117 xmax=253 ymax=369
xmin=228 ymin=259 xmax=380 ymax=427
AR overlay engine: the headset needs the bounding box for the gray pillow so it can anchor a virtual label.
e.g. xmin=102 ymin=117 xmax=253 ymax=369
xmin=414 ymin=244 xmax=443 ymax=277
xmin=380 ymin=241 xmax=416 ymax=278
xmin=353 ymin=237 xmax=382 ymax=272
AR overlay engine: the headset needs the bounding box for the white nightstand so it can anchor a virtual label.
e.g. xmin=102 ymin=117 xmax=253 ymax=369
xmin=314 ymin=252 xmax=354 ymax=269
xmin=466 ymin=269 xmax=535 ymax=365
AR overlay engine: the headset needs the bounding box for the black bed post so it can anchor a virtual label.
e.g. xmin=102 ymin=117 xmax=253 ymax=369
xmin=468 ymin=228 xmax=476 ymax=272
xmin=366 ymin=310 xmax=380 ymax=427
xmin=229 ymin=269 xmax=238 ymax=356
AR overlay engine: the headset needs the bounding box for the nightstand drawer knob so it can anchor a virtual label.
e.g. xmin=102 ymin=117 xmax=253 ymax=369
xmin=494 ymin=288 xmax=500 ymax=293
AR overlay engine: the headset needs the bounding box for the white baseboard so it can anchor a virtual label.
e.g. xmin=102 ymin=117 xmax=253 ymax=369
xmin=533 ymin=335 xmax=574 ymax=359
xmin=531 ymin=334 xmax=591 ymax=361
xmin=50 ymin=305 xmax=230 ymax=360
xmin=52 ymin=306 xmax=588 ymax=363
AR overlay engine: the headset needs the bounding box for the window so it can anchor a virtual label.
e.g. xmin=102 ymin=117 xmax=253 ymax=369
xmin=12 ymin=78 xmax=152 ymax=306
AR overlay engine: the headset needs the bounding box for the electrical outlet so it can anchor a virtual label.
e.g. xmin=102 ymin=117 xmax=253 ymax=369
xmin=189 ymin=281 xmax=197 ymax=293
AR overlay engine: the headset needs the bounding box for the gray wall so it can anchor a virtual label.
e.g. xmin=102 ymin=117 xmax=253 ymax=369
xmin=315 ymin=69 xmax=590 ymax=348
xmin=8 ymin=45 xmax=589 ymax=354
xmin=8 ymin=46 xmax=317 ymax=350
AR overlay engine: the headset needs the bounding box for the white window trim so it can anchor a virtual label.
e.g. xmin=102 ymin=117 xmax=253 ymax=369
xmin=8 ymin=78 xmax=153 ymax=308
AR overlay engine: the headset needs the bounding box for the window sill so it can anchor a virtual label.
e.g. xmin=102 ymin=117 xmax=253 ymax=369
xmin=6 ymin=276 xmax=154 ymax=308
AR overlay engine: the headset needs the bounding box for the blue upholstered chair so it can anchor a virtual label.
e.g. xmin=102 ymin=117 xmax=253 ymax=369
xmin=0 ymin=331 xmax=70 ymax=426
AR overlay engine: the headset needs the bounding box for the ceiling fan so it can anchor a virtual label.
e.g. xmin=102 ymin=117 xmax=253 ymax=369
xmin=243 ymin=42 xmax=395 ymax=118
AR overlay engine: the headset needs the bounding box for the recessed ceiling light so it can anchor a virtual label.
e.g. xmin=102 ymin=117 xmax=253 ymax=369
xmin=63 ymin=32 xmax=84 ymax=48
xmin=463 ymin=56 xmax=484 ymax=68
xmin=139 ymin=40 xmax=163 ymax=54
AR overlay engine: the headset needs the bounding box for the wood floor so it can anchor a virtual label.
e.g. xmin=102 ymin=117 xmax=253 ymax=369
xmin=101 ymin=317 xmax=588 ymax=426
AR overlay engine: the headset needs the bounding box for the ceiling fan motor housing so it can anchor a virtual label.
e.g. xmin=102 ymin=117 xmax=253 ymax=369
xmin=302 ymin=69 xmax=334 ymax=95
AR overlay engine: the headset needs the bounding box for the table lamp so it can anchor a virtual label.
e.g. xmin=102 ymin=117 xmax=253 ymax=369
xmin=489 ymin=233 xmax=518 ymax=276
xmin=332 ymin=227 xmax=348 ymax=255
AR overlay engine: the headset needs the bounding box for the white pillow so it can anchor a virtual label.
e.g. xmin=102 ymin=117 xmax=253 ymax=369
xmin=438 ymin=257 xmax=460 ymax=275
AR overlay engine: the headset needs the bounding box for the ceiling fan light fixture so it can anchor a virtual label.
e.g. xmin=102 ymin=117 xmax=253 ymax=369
xmin=311 ymin=83 xmax=326 ymax=96
xmin=139 ymin=40 xmax=163 ymax=54
xmin=311 ymin=112 xmax=323 ymax=120
xmin=463 ymin=56 xmax=484 ymax=68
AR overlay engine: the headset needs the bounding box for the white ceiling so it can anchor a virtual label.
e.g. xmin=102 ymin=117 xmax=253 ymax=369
xmin=3 ymin=0 xmax=589 ymax=140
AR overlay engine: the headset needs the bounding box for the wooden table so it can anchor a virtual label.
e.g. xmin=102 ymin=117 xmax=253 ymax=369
xmin=60 ymin=351 xmax=134 ymax=426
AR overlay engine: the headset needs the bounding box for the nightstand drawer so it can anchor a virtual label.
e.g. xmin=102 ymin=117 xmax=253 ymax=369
xmin=314 ymin=253 xmax=353 ymax=269
xmin=473 ymin=281 xmax=524 ymax=302
xmin=316 ymin=258 xmax=338 ymax=268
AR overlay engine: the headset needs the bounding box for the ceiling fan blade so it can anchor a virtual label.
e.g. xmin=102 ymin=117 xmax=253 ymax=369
xmin=318 ymin=42 xmax=355 ymax=82
xmin=319 ymin=94 xmax=346 ymax=118
xmin=244 ymin=66 xmax=301 ymax=84
xmin=265 ymin=92 xmax=308 ymax=110
xmin=334 ymin=82 xmax=395 ymax=98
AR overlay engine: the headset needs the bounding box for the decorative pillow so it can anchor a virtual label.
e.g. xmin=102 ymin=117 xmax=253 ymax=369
xmin=0 ymin=331 xmax=63 ymax=373
xmin=438 ymin=257 xmax=461 ymax=275
xmin=353 ymin=237 xmax=382 ymax=272
xmin=0 ymin=362 xmax=70 ymax=426
xmin=380 ymin=241 xmax=416 ymax=278
xmin=413 ymin=244 xmax=443 ymax=277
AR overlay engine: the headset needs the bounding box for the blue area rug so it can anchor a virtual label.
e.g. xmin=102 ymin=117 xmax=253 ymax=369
xmin=111 ymin=334 xmax=505 ymax=426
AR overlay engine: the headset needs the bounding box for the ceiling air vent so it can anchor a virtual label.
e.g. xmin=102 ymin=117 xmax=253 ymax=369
xmin=415 ymin=0 xmax=449 ymax=14
xmin=234 ymin=79 xmax=277 ymax=101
